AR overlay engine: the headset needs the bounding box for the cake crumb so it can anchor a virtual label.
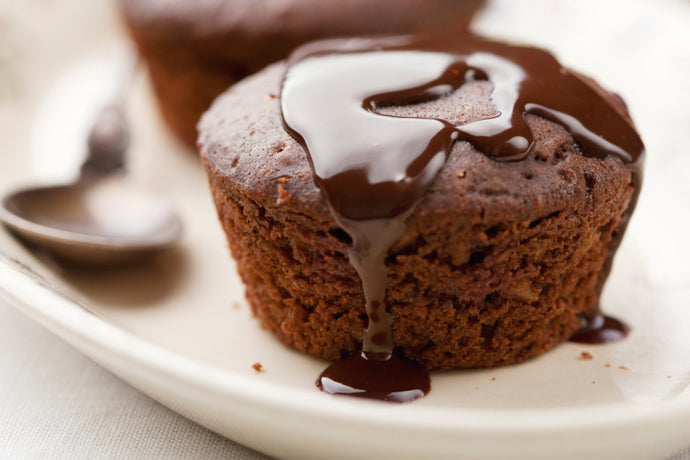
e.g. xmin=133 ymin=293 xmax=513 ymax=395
xmin=267 ymin=93 xmax=277 ymax=99
xmin=276 ymin=184 xmax=290 ymax=205
xmin=491 ymin=377 xmax=496 ymax=381
xmin=580 ymin=351 xmax=593 ymax=360
xmin=667 ymin=376 xmax=672 ymax=379
xmin=605 ymin=363 xmax=611 ymax=368
xmin=252 ymin=363 xmax=264 ymax=372
xmin=618 ymin=365 xmax=629 ymax=371
xmin=592 ymin=380 xmax=596 ymax=384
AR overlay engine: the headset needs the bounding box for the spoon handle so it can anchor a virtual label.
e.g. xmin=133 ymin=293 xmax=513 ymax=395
xmin=80 ymin=104 xmax=129 ymax=176
xmin=80 ymin=55 xmax=138 ymax=177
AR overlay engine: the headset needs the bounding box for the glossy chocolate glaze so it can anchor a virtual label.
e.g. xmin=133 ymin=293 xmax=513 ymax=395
xmin=570 ymin=313 xmax=630 ymax=344
xmin=280 ymin=34 xmax=644 ymax=401
xmin=317 ymin=352 xmax=430 ymax=403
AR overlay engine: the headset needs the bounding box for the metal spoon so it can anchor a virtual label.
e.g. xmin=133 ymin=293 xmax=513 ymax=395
xmin=0 ymin=99 xmax=182 ymax=265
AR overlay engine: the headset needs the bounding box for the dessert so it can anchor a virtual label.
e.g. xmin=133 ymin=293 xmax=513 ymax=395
xmin=198 ymin=34 xmax=643 ymax=401
xmin=117 ymin=0 xmax=485 ymax=147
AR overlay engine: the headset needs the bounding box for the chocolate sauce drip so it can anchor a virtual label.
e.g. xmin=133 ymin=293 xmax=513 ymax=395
xmin=570 ymin=312 xmax=630 ymax=344
xmin=280 ymin=34 xmax=644 ymax=401
xmin=317 ymin=352 xmax=430 ymax=403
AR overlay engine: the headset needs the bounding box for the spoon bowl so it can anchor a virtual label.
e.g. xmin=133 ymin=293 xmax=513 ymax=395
xmin=0 ymin=175 xmax=182 ymax=265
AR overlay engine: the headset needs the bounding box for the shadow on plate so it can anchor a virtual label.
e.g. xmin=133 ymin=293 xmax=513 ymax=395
xmin=35 ymin=243 xmax=191 ymax=309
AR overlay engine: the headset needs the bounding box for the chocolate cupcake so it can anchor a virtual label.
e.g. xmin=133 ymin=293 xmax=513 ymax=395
xmin=118 ymin=0 xmax=485 ymax=147
xmin=198 ymin=35 xmax=643 ymax=390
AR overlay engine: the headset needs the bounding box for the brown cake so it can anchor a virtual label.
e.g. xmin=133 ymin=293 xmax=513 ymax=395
xmin=198 ymin=35 xmax=642 ymax=371
xmin=117 ymin=0 xmax=485 ymax=147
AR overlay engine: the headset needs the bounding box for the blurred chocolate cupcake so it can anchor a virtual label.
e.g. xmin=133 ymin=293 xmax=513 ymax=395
xmin=118 ymin=0 xmax=485 ymax=147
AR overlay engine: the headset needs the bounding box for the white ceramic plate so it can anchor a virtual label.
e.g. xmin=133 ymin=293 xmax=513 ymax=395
xmin=1 ymin=0 xmax=689 ymax=459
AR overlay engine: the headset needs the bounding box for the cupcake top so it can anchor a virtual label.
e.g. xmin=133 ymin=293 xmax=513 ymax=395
xmin=119 ymin=0 xmax=484 ymax=37
xmin=118 ymin=0 xmax=485 ymax=65
xmin=199 ymin=35 xmax=641 ymax=229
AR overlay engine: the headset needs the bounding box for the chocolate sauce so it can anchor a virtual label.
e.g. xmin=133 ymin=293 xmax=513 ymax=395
xmin=280 ymin=35 xmax=644 ymax=401
xmin=317 ymin=352 xmax=430 ymax=403
xmin=570 ymin=312 xmax=630 ymax=344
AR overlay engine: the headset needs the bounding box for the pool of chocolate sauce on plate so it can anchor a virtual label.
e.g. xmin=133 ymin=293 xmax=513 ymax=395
xmin=280 ymin=35 xmax=644 ymax=402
